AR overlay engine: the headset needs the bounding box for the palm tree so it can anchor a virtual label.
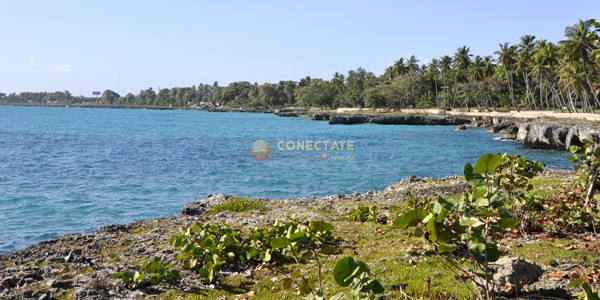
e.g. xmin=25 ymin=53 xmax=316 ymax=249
xmin=453 ymin=46 xmax=472 ymax=70
xmin=331 ymin=72 xmax=345 ymax=91
xmin=393 ymin=58 xmax=408 ymax=78
xmin=560 ymin=19 xmax=600 ymax=107
xmin=495 ymin=43 xmax=519 ymax=111
xmin=427 ymin=59 xmax=440 ymax=105
xmin=452 ymin=46 xmax=473 ymax=108
xmin=466 ymin=55 xmax=487 ymax=109
xmin=482 ymin=56 xmax=495 ymax=78
xmin=439 ymin=55 xmax=453 ymax=108
xmin=482 ymin=56 xmax=497 ymax=109
xmin=517 ymin=35 xmax=537 ymax=109
xmin=559 ymin=64 xmax=590 ymax=112
xmin=384 ymin=66 xmax=395 ymax=81
xmin=529 ymin=51 xmax=548 ymax=109
xmin=407 ymin=55 xmax=421 ymax=75
xmin=469 ymin=56 xmax=485 ymax=82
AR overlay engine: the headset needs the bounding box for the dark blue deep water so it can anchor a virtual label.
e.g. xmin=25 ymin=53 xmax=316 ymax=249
xmin=0 ymin=106 xmax=570 ymax=253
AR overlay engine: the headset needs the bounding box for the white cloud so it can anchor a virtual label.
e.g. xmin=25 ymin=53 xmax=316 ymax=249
xmin=28 ymin=57 xmax=39 ymax=66
xmin=55 ymin=65 xmax=73 ymax=73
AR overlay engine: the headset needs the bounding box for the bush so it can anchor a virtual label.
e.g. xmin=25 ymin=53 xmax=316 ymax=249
xmin=205 ymin=196 xmax=266 ymax=214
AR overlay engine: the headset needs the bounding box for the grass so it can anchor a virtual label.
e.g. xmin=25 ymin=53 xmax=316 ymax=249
xmin=508 ymin=239 xmax=598 ymax=267
xmin=205 ymin=197 xmax=266 ymax=215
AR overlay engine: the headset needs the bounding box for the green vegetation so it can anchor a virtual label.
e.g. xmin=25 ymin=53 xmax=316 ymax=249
xmin=570 ymin=278 xmax=600 ymax=300
xmin=204 ymin=196 xmax=265 ymax=215
xmin=107 ymin=147 xmax=600 ymax=299
xmin=2 ymin=19 xmax=600 ymax=112
xmin=570 ymin=139 xmax=600 ymax=206
xmin=394 ymin=154 xmax=547 ymax=298
xmin=348 ymin=205 xmax=386 ymax=223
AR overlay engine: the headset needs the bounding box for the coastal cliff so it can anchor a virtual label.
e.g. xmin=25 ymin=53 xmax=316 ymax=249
xmin=209 ymin=107 xmax=600 ymax=151
xmin=327 ymin=114 xmax=470 ymax=125
xmin=515 ymin=122 xmax=600 ymax=150
xmin=303 ymin=111 xmax=600 ymax=151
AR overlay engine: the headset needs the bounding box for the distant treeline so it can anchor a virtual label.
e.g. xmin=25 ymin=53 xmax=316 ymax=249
xmin=2 ymin=19 xmax=599 ymax=112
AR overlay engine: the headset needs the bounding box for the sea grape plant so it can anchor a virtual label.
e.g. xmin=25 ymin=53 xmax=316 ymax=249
xmin=273 ymin=220 xmax=338 ymax=299
xmin=394 ymin=153 xmax=522 ymax=300
xmin=330 ymin=256 xmax=387 ymax=300
xmin=569 ymin=138 xmax=600 ymax=207
xmin=349 ymin=205 xmax=382 ymax=223
xmin=496 ymin=154 xmax=545 ymax=234
xmin=111 ymin=256 xmax=180 ymax=288
xmin=171 ymin=223 xmax=247 ymax=283
xmin=169 ymin=219 xmax=338 ymax=284
xmin=272 ymin=221 xmax=388 ymax=299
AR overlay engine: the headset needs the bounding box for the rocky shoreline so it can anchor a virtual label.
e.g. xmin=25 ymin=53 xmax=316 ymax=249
xmin=272 ymin=110 xmax=600 ymax=151
xmin=1 ymin=170 xmax=595 ymax=299
xmin=0 ymin=175 xmax=468 ymax=299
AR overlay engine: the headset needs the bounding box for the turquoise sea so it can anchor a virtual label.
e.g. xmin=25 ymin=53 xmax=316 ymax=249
xmin=0 ymin=106 xmax=570 ymax=254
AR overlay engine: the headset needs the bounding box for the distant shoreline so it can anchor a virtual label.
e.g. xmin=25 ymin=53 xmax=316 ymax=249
xmin=0 ymin=102 xmax=205 ymax=111
xmin=4 ymin=102 xmax=600 ymax=122
xmin=3 ymin=102 xmax=600 ymax=151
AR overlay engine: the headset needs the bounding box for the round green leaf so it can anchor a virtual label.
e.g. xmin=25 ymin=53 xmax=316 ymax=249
xmin=169 ymin=270 xmax=181 ymax=281
xmin=270 ymin=237 xmax=291 ymax=249
xmin=309 ymin=221 xmax=334 ymax=232
xmin=438 ymin=243 xmax=457 ymax=253
xmin=320 ymin=246 xmax=338 ymax=255
xmin=333 ymin=256 xmax=369 ymax=287
xmin=199 ymin=267 xmax=209 ymax=279
xmin=394 ymin=209 xmax=428 ymax=229
xmin=497 ymin=217 xmax=519 ymax=230
xmin=366 ymin=279 xmax=386 ymax=294
xmin=473 ymin=153 xmax=502 ymax=174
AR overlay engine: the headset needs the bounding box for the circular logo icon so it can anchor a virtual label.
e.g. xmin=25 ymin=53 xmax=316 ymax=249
xmin=250 ymin=139 xmax=270 ymax=161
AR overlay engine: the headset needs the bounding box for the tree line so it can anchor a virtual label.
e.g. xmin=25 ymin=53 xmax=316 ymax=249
xmin=2 ymin=19 xmax=599 ymax=112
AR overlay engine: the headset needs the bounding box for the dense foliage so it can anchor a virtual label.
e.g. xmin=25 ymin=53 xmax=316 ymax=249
xmin=3 ymin=19 xmax=599 ymax=112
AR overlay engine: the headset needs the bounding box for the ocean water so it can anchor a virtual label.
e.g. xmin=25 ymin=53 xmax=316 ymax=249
xmin=0 ymin=106 xmax=570 ymax=254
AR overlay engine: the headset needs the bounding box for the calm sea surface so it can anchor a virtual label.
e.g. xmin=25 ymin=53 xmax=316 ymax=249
xmin=0 ymin=106 xmax=570 ymax=253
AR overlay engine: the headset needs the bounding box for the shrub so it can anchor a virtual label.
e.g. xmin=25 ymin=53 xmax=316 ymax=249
xmin=205 ymin=196 xmax=265 ymax=215
xmin=394 ymin=153 xmax=525 ymax=299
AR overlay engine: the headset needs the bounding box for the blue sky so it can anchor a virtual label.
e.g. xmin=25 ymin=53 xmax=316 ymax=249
xmin=1 ymin=1 xmax=598 ymax=97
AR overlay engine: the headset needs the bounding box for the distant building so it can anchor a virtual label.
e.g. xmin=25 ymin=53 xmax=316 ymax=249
xmin=0 ymin=93 xmax=5 ymax=98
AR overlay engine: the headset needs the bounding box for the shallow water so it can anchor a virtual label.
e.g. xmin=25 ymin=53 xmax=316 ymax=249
xmin=0 ymin=106 xmax=570 ymax=253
